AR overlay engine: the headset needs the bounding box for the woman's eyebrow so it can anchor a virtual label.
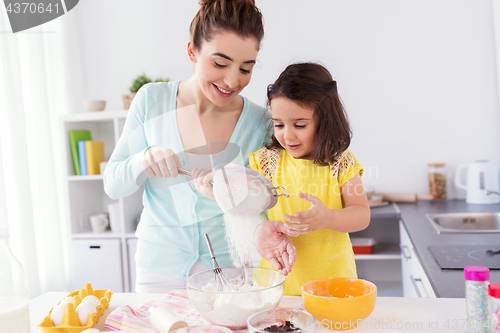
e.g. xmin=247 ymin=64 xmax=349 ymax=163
xmin=212 ymin=52 xmax=256 ymax=64
xmin=272 ymin=117 xmax=310 ymax=121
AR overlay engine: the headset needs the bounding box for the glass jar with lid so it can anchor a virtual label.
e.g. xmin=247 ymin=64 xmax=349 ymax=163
xmin=465 ymin=265 xmax=490 ymax=333
xmin=490 ymin=283 xmax=500 ymax=333
xmin=428 ymin=163 xmax=447 ymax=201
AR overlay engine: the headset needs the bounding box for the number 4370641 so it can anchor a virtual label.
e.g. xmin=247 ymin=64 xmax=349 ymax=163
xmin=6 ymin=2 xmax=60 ymax=14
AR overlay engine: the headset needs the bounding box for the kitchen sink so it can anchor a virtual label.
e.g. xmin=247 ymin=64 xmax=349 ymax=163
xmin=425 ymin=212 xmax=500 ymax=234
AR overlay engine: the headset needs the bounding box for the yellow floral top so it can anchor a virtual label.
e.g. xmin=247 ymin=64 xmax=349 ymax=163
xmin=248 ymin=147 xmax=364 ymax=295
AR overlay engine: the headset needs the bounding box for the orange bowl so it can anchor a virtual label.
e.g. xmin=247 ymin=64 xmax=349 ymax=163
xmin=301 ymin=277 xmax=376 ymax=331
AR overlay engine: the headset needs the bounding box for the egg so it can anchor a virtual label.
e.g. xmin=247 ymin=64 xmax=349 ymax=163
xmin=75 ymin=301 xmax=97 ymax=326
xmin=81 ymin=295 xmax=101 ymax=307
xmin=50 ymin=303 xmax=67 ymax=326
xmin=59 ymin=296 xmax=73 ymax=305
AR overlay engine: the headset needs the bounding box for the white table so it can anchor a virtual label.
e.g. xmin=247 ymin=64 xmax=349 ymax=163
xmin=29 ymin=292 xmax=468 ymax=332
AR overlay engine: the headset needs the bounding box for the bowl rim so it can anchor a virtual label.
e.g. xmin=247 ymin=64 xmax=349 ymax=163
xmin=301 ymin=277 xmax=377 ymax=299
xmin=246 ymin=308 xmax=316 ymax=333
xmin=186 ymin=266 xmax=286 ymax=293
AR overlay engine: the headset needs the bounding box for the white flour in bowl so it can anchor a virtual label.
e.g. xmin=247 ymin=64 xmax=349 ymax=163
xmin=196 ymin=281 xmax=283 ymax=328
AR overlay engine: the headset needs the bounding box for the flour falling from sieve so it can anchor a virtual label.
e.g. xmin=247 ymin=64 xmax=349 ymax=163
xmin=213 ymin=170 xmax=270 ymax=268
xmin=223 ymin=213 xmax=262 ymax=268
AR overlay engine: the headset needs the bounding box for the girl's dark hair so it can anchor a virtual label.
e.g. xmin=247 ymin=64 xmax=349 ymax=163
xmin=266 ymin=62 xmax=352 ymax=166
xmin=190 ymin=0 xmax=264 ymax=50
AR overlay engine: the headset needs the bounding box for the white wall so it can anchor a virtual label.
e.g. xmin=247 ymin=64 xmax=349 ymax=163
xmin=72 ymin=0 xmax=500 ymax=198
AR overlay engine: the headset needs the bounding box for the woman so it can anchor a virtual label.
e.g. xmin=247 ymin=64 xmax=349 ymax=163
xmin=104 ymin=0 xmax=294 ymax=293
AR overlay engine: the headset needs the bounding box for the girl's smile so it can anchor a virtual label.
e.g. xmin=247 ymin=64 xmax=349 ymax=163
xmin=271 ymin=97 xmax=317 ymax=159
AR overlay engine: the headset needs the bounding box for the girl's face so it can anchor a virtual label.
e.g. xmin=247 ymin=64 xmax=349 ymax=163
xmin=189 ymin=31 xmax=259 ymax=107
xmin=271 ymin=97 xmax=317 ymax=159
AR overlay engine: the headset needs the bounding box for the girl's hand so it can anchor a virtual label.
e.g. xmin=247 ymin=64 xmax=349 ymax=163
xmin=141 ymin=146 xmax=181 ymax=178
xmin=192 ymin=168 xmax=215 ymax=200
xmin=253 ymin=220 xmax=296 ymax=275
xmin=283 ymin=192 xmax=331 ymax=237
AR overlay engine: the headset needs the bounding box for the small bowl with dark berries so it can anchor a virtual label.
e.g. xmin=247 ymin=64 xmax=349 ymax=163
xmin=247 ymin=309 xmax=316 ymax=333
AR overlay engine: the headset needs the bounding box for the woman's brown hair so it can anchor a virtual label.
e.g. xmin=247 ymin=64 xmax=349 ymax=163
xmin=266 ymin=62 xmax=352 ymax=166
xmin=190 ymin=0 xmax=264 ymax=50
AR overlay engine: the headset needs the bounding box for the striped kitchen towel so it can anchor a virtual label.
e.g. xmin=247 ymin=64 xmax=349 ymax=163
xmin=104 ymin=290 xmax=304 ymax=332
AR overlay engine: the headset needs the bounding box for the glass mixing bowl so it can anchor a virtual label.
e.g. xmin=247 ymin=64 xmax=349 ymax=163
xmin=186 ymin=267 xmax=285 ymax=330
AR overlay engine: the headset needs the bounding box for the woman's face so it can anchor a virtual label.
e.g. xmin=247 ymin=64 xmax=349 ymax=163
xmin=189 ymin=31 xmax=259 ymax=107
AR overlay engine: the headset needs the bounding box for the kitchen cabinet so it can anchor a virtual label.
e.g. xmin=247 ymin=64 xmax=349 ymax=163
xmin=399 ymin=221 xmax=436 ymax=298
xmin=61 ymin=111 xmax=143 ymax=292
xmin=350 ymin=210 xmax=403 ymax=297
xmin=70 ymin=238 xmax=124 ymax=291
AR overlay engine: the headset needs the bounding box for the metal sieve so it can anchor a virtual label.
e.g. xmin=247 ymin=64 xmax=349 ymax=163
xmin=211 ymin=163 xmax=289 ymax=213
xmin=178 ymin=164 xmax=289 ymax=213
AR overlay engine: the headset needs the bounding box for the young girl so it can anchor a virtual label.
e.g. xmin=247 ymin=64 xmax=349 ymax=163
xmin=249 ymin=62 xmax=371 ymax=295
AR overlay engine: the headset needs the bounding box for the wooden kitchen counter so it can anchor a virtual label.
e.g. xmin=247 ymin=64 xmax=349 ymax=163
xmin=29 ymin=291 xmax=468 ymax=332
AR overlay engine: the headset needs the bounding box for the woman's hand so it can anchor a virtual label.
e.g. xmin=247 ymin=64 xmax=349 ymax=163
xmin=192 ymin=168 xmax=215 ymax=200
xmin=283 ymin=192 xmax=331 ymax=237
xmin=141 ymin=146 xmax=181 ymax=178
xmin=253 ymin=220 xmax=296 ymax=275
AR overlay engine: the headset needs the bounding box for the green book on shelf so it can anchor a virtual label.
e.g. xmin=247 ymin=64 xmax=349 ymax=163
xmin=69 ymin=130 xmax=92 ymax=175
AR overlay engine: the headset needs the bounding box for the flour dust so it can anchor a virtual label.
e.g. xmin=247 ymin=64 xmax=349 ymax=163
xmin=213 ymin=168 xmax=270 ymax=268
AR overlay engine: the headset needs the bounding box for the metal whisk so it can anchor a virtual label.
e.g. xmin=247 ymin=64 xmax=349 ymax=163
xmin=204 ymin=234 xmax=233 ymax=292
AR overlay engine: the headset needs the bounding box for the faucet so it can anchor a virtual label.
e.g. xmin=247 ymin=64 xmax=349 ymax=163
xmin=485 ymin=189 xmax=500 ymax=196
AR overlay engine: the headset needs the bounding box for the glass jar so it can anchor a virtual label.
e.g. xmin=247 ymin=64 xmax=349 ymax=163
xmin=490 ymin=283 xmax=500 ymax=333
xmin=428 ymin=163 xmax=447 ymax=201
xmin=0 ymin=229 xmax=30 ymax=333
xmin=464 ymin=266 xmax=490 ymax=333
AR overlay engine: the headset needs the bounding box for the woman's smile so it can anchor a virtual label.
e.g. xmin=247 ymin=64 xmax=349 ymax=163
xmin=212 ymin=83 xmax=235 ymax=97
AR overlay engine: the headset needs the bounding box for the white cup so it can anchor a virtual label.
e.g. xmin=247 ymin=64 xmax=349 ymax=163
xmin=108 ymin=202 xmax=121 ymax=233
xmin=89 ymin=214 xmax=109 ymax=233
xmin=100 ymin=162 xmax=108 ymax=174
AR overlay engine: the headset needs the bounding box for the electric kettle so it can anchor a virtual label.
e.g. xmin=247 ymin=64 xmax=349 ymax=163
xmin=455 ymin=160 xmax=500 ymax=204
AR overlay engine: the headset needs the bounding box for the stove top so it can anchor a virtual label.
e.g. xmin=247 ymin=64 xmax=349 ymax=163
xmin=429 ymin=245 xmax=500 ymax=269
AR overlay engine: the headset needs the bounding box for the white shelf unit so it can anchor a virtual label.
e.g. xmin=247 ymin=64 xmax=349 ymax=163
xmin=350 ymin=214 xmax=403 ymax=297
xmin=61 ymin=111 xmax=143 ymax=292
